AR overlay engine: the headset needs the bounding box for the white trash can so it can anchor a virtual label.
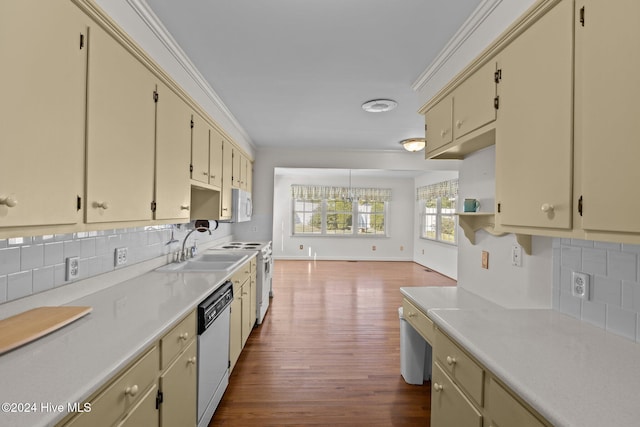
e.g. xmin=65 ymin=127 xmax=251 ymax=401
xmin=398 ymin=307 xmax=432 ymax=385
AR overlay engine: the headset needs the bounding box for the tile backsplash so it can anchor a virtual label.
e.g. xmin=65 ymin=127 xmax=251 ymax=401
xmin=553 ymin=238 xmax=640 ymax=342
xmin=0 ymin=222 xmax=231 ymax=304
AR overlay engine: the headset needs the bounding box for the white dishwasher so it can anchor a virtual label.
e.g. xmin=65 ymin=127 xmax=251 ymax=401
xmin=197 ymin=281 xmax=233 ymax=427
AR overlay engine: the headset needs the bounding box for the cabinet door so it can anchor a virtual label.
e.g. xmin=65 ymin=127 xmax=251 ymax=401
xmin=495 ymin=0 xmax=573 ymax=230
xmin=577 ymin=0 xmax=640 ymax=233
xmin=249 ymin=273 xmax=257 ymax=330
xmin=484 ymin=376 xmax=545 ymax=427
xmin=221 ymin=141 xmax=233 ymax=220
xmin=155 ymin=82 xmax=192 ymax=221
xmin=232 ymin=148 xmax=241 ymax=189
xmin=159 ymin=340 xmax=197 ymax=427
xmin=431 ymin=363 xmax=482 ymax=427
xmin=191 ymin=113 xmax=210 ymax=185
xmin=453 ymin=60 xmax=496 ymax=140
xmin=425 ymin=96 xmax=453 ymax=154
xmin=86 ymin=25 xmax=156 ymax=223
xmin=117 ymin=384 xmax=159 ymax=427
xmin=0 ymin=0 xmax=86 ymax=227
xmin=229 ymin=291 xmax=242 ymax=372
xmin=246 ymin=159 xmax=253 ymax=194
xmin=241 ymin=278 xmax=251 ymax=347
xmin=209 ymin=129 xmax=224 ymax=189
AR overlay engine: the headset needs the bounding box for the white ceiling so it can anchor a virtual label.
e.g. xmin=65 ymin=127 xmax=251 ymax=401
xmin=144 ymin=0 xmax=484 ymax=152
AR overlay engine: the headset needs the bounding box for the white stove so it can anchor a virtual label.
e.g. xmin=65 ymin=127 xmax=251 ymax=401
xmin=210 ymin=241 xmax=273 ymax=325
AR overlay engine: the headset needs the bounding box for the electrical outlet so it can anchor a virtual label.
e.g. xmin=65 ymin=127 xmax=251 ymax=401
xmin=511 ymin=245 xmax=523 ymax=267
xmin=481 ymin=251 xmax=489 ymax=269
xmin=372 ymin=245 xmax=376 ymax=251
xmin=115 ymin=247 xmax=128 ymax=267
xmin=299 ymin=244 xmax=304 ymax=250
xmin=400 ymin=245 xmax=404 ymax=251
xmin=65 ymin=257 xmax=79 ymax=281
xmin=572 ymin=272 xmax=590 ymax=299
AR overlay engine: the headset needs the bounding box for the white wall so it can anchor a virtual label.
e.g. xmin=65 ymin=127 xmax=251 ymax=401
xmin=413 ymin=171 xmax=459 ymax=279
xmin=456 ymin=147 xmax=552 ymax=308
xmin=272 ymin=171 xmax=415 ymax=261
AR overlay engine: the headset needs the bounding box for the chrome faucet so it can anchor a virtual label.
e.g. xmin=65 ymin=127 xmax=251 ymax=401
xmin=180 ymin=227 xmax=211 ymax=261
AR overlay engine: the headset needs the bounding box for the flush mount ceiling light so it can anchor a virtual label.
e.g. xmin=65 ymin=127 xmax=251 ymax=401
xmin=361 ymin=99 xmax=398 ymax=113
xmin=399 ymin=138 xmax=426 ymax=152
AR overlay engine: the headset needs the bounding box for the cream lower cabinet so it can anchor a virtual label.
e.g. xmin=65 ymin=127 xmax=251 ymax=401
xmin=430 ymin=327 xmax=550 ymax=427
xmin=60 ymin=311 xmax=197 ymax=427
xmin=229 ymin=259 xmax=257 ymax=372
xmin=85 ymin=23 xmax=156 ymax=224
xmin=495 ymin=0 xmax=573 ymax=231
xmin=576 ymin=0 xmax=640 ymax=234
xmin=0 ymin=0 xmax=87 ymax=228
xmin=155 ymin=81 xmax=192 ymax=221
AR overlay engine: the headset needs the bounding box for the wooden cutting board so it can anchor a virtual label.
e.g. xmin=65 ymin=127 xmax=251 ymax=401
xmin=0 ymin=306 xmax=92 ymax=355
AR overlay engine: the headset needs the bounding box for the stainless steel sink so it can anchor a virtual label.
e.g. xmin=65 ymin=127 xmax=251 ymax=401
xmin=156 ymin=252 xmax=249 ymax=273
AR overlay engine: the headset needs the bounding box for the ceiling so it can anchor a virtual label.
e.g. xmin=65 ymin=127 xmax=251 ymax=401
xmin=144 ymin=0 xmax=484 ymax=152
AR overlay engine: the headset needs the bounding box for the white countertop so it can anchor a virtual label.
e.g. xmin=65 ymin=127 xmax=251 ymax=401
xmin=401 ymin=286 xmax=640 ymax=427
xmin=0 ymin=253 xmax=254 ymax=427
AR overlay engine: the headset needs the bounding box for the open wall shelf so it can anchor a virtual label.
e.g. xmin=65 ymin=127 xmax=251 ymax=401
xmin=456 ymin=213 xmax=531 ymax=254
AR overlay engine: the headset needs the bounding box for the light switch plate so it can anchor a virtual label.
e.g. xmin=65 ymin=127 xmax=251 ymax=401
xmin=481 ymin=251 xmax=489 ymax=269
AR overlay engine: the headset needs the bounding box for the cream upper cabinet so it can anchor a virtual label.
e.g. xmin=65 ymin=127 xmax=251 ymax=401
xmin=209 ymin=129 xmax=224 ymax=189
xmin=425 ymin=96 xmax=453 ymax=154
xmin=232 ymin=148 xmax=242 ymax=189
xmin=155 ymin=82 xmax=192 ymax=221
xmin=190 ymin=113 xmax=210 ymax=185
xmin=495 ymin=0 xmax=574 ymax=230
xmin=221 ymin=141 xmax=233 ymax=220
xmin=0 ymin=0 xmax=87 ymax=228
xmin=423 ymin=60 xmax=497 ymax=159
xmin=86 ymin=24 xmax=156 ymax=223
xmin=452 ymin=60 xmax=497 ymax=140
xmin=576 ymin=0 xmax=640 ymax=234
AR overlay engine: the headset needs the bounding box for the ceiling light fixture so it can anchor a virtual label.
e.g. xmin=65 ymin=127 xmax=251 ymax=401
xmin=361 ymin=99 xmax=398 ymax=113
xmin=399 ymin=138 xmax=426 ymax=152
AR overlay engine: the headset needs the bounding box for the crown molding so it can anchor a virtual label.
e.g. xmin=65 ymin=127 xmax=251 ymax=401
xmin=125 ymin=0 xmax=254 ymax=147
xmin=411 ymin=0 xmax=503 ymax=92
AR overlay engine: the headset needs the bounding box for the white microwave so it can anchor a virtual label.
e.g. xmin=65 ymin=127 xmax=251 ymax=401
xmin=230 ymin=188 xmax=252 ymax=222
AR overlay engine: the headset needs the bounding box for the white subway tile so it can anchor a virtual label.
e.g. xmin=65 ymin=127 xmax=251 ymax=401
xmin=0 ymin=276 xmax=6 ymax=303
xmin=33 ymin=266 xmax=55 ymax=294
xmin=44 ymin=242 xmax=64 ymax=266
xmin=33 ymin=235 xmax=55 ymax=244
xmin=88 ymin=257 xmax=102 ymax=276
xmin=582 ymin=300 xmax=607 ymax=328
xmin=95 ymin=236 xmax=108 ymax=256
xmin=571 ymin=239 xmax=594 ymax=248
xmin=608 ymin=251 xmax=637 ymax=281
xmin=80 ymin=238 xmax=96 ymax=258
xmin=561 ymin=246 xmax=582 ymax=270
xmin=7 ymin=271 xmax=33 ymax=301
xmin=606 ymin=306 xmax=637 ymax=341
xmin=552 ymin=237 xmax=561 ymax=249
xmin=0 ymin=247 xmax=21 ymax=276
xmin=0 ymin=239 xmax=7 ymax=249
xmin=582 ymin=248 xmax=607 ymax=275
xmin=21 ymin=244 xmax=44 ymax=270
xmin=622 ymin=281 xmax=640 ymax=311
xmin=560 ymin=267 xmax=574 ymax=294
xmin=594 ymin=241 xmax=621 ymax=251
xmin=63 ymin=240 xmax=81 ymax=259
xmin=78 ymin=258 xmax=89 ymax=280
xmin=54 ymin=233 xmax=74 ymax=242
xmin=53 ymin=264 xmax=66 ymax=287
xmin=559 ymin=293 xmax=582 ymax=319
xmin=552 ymin=248 xmax=561 ymax=291
xmin=622 ymin=243 xmax=640 ymax=254
xmin=592 ymin=276 xmax=622 ymax=306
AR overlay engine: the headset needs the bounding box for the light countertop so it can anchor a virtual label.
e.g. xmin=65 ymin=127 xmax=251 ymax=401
xmin=401 ymin=286 xmax=640 ymax=427
xmin=0 ymin=253 xmax=255 ymax=427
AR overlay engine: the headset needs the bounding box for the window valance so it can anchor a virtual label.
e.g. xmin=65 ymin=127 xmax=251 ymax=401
xmin=291 ymin=184 xmax=392 ymax=202
xmin=416 ymin=179 xmax=458 ymax=201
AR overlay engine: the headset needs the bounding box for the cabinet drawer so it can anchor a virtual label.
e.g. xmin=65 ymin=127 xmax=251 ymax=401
xmin=485 ymin=376 xmax=546 ymax=427
xmin=431 ymin=363 xmax=482 ymax=427
xmin=402 ymin=298 xmax=435 ymax=344
xmin=435 ymin=328 xmax=484 ymax=406
xmin=65 ymin=345 xmax=159 ymax=427
xmin=161 ymin=311 xmax=196 ymax=369
xmin=231 ymin=260 xmax=251 ymax=289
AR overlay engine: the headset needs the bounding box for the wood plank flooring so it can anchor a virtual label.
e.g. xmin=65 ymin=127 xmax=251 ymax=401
xmin=210 ymin=260 xmax=456 ymax=426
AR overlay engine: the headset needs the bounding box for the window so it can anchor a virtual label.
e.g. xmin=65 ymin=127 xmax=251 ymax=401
xmin=291 ymin=185 xmax=390 ymax=237
xmin=417 ymin=179 xmax=458 ymax=244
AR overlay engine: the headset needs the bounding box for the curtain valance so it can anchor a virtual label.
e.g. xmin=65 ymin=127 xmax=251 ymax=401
xmin=416 ymin=179 xmax=458 ymax=201
xmin=291 ymin=184 xmax=392 ymax=202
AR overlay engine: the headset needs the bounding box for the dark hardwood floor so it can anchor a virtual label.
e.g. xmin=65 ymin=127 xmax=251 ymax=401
xmin=210 ymin=260 xmax=456 ymax=426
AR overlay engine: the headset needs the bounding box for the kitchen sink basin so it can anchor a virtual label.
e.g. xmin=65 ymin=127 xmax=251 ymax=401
xmin=156 ymin=252 xmax=249 ymax=273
